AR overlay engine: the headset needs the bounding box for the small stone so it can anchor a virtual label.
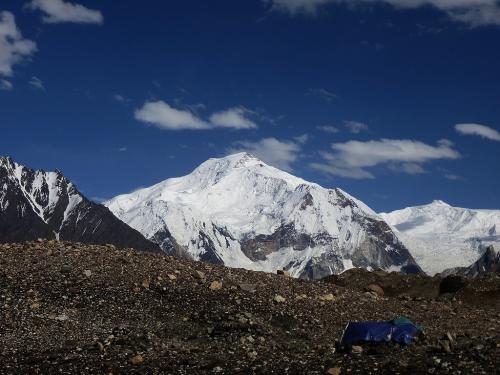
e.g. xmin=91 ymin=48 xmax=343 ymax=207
xmin=247 ymin=350 xmax=257 ymax=360
xmin=132 ymin=287 xmax=141 ymax=293
xmin=30 ymin=303 xmax=40 ymax=309
xmin=130 ymin=354 xmax=144 ymax=365
xmin=277 ymin=270 xmax=290 ymax=277
xmin=55 ymin=313 xmax=68 ymax=321
xmin=193 ymin=270 xmax=206 ymax=280
xmin=168 ymin=274 xmax=177 ymax=280
xmin=440 ymin=340 xmax=451 ymax=353
xmin=326 ymin=367 xmax=341 ymax=375
xmin=274 ymin=295 xmax=286 ymax=303
xmin=238 ymin=283 xmax=257 ymax=292
xmin=209 ymin=281 xmax=223 ymax=290
xmin=319 ymin=293 xmax=335 ymax=301
xmin=60 ymin=265 xmax=72 ymax=274
xmin=83 ymin=269 xmax=92 ymax=277
xmin=351 ymin=345 xmax=363 ymax=354
xmin=142 ymin=279 xmax=150 ymax=289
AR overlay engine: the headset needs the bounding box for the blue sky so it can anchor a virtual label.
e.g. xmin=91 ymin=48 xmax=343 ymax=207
xmin=1 ymin=0 xmax=499 ymax=212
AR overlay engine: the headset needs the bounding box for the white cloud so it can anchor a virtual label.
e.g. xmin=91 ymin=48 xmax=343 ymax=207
xmin=0 ymin=79 xmax=13 ymax=90
xmin=344 ymin=120 xmax=369 ymax=134
xmin=317 ymin=125 xmax=339 ymax=134
xmin=135 ymin=101 xmax=209 ymax=130
xmin=135 ymin=100 xmax=258 ymax=131
xmin=29 ymin=76 xmax=45 ymax=90
xmin=209 ymin=107 xmax=257 ymax=129
xmin=227 ymin=137 xmax=302 ymax=171
xmin=28 ymin=0 xmax=103 ymax=24
xmin=311 ymin=138 xmax=461 ymax=179
xmin=455 ymin=123 xmax=500 ymax=141
xmin=0 ymin=12 xmax=37 ymax=77
xmin=264 ymin=0 xmax=500 ymax=27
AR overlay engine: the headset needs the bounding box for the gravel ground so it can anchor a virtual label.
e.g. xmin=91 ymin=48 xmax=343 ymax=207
xmin=0 ymin=240 xmax=499 ymax=374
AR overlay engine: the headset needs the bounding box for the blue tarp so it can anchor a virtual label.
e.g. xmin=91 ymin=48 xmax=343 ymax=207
xmin=340 ymin=317 xmax=422 ymax=346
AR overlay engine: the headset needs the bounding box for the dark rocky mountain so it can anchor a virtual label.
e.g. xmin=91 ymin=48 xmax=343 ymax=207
xmin=0 ymin=156 xmax=160 ymax=251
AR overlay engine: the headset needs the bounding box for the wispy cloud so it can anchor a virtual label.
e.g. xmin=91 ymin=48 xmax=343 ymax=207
xmin=227 ymin=137 xmax=302 ymax=172
xmin=344 ymin=120 xmax=369 ymax=134
xmin=316 ymin=125 xmax=339 ymax=134
xmin=113 ymin=94 xmax=131 ymax=104
xmin=311 ymin=138 xmax=461 ymax=179
xmin=0 ymin=79 xmax=13 ymax=91
xmin=27 ymin=0 xmax=103 ymax=24
xmin=29 ymin=76 xmax=45 ymax=90
xmin=135 ymin=100 xmax=258 ymax=131
xmin=293 ymin=133 xmax=309 ymax=144
xmin=264 ymin=0 xmax=500 ymax=27
xmin=455 ymin=123 xmax=500 ymax=142
xmin=0 ymin=12 xmax=37 ymax=77
xmin=444 ymin=173 xmax=463 ymax=181
xmin=307 ymin=88 xmax=337 ymax=102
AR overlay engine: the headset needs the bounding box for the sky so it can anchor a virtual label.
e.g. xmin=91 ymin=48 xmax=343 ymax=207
xmin=0 ymin=0 xmax=499 ymax=212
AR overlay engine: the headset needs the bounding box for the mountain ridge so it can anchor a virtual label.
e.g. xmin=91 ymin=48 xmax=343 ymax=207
xmin=380 ymin=201 xmax=500 ymax=275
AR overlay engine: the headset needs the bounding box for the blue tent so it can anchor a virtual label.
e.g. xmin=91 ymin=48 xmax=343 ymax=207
xmin=340 ymin=317 xmax=422 ymax=347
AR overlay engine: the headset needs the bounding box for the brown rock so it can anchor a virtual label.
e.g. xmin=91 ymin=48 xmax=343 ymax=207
xmin=326 ymin=367 xmax=341 ymax=375
xmin=209 ymin=280 xmax=223 ymax=290
xmin=130 ymin=354 xmax=144 ymax=365
xmin=351 ymin=345 xmax=363 ymax=354
xmin=274 ymin=295 xmax=286 ymax=303
xmin=319 ymin=293 xmax=335 ymax=301
xmin=277 ymin=269 xmax=291 ymax=277
xmin=364 ymin=284 xmax=384 ymax=296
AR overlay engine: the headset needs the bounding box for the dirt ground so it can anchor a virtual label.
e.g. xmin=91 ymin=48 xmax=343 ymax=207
xmin=0 ymin=240 xmax=499 ymax=374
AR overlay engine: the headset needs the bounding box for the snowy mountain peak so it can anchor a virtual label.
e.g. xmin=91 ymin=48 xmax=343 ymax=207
xmin=430 ymin=200 xmax=451 ymax=207
xmin=107 ymin=155 xmax=420 ymax=279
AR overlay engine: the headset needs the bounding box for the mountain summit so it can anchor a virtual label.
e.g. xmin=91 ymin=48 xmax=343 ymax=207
xmin=0 ymin=156 xmax=159 ymax=251
xmin=106 ymin=153 xmax=421 ymax=278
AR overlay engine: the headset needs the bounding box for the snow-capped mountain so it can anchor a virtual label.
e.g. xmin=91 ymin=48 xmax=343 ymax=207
xmin=106 ymin=152 xmax=420 ymax=278
xmin=0 ymin=156 xmax=160 ymax=251
xmin=380 ymin=201 xmax=500 ymax=276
